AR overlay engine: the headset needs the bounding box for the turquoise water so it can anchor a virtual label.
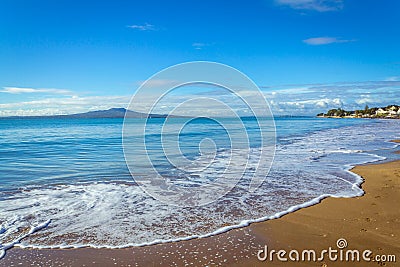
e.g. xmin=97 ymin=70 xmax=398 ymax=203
xmin=0 ymin=117 xmax=372 ymax=189
xmin=0 ymin=117 xmax=399 ymax=249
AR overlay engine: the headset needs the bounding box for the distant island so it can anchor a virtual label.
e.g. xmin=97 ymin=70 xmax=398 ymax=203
xmin=317 ymin=105 xmax=400 ymax=119
xmin=0 ymin=108 xmax=174 ymax=119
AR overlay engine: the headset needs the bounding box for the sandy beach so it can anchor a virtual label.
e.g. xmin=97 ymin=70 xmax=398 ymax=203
xmin=1 ymin=150 xmax=399 ymax=266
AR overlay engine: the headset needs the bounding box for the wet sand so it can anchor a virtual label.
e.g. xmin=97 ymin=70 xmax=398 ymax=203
xmin=1 ymin=152 xmax=399 ymax=266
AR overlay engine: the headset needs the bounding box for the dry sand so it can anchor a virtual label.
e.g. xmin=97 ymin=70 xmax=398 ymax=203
xmin=1 ymin=152 xmax=399 ymax=266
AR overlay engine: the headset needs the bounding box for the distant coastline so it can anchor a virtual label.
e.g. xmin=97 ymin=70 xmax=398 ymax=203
xmin=0 ymin=108 xmax=173 ymax=119
xmin=0 ymin=109 xmax=308 ymax=120
xmin=317 ymin=104 xmax=400 ymax=119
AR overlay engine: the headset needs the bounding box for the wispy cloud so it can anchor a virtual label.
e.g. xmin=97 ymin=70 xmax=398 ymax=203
xmin=126 ymin=23 xmax=156 ymax=31
xmin=263 ymin=80 xmax=400 ymax=115
xmin=192 ymin=43 xmax=210 ymax=50
xmin=1 ymin=87 xmax=72 ymax=95
xmin=1 ymin=79 xmax=400 ymax=117
xmin=136 ymin=79 xmax=181 ymax=89
xmin=275 ymin=0 xmax=343 ymax=12
xmin=273 ymin=98 xmax=343 ymax=109
xmin=385 ymin=76 xmax=400 ymax=82
xmin=0 ymin=95 xmax=131 ymax=116
xmin=355 ymin=97 xmax=374 ymax=105
xmin=303 ymin=37 xmax=354 ymax=45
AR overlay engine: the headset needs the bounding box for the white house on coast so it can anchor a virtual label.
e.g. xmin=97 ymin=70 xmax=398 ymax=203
xmin=375 ymin=106 xmax=400 ymax=117
xmin=388 ymin=106 xmax=398 ymax=115
xmin=376 ymin=108 xmax=388 ymax=115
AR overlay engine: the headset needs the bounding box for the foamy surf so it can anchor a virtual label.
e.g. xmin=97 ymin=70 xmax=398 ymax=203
xmin=0 ymin=219 xmax=51 ymax=259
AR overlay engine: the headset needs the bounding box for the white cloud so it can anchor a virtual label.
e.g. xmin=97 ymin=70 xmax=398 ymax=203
xmin=1 ymin=79 xmax=400 ymax=117
xmin=264 ymin=97 xmax=345 ymax=116
xmin=303 ymin=37 xmax=354 ymax=45
xmin=136 ymin=79 xmax=182 ymax=89
xmin=275 ymin=0 xmax=343 ymax=12
xmin=192 ymin=43 xmax=209 ymax=50
xmin=261 ymin=79 xmax=400 ymax=115
xmin=126 ymin=23 xmax=155 ymax=31
xmin=355 ymin=97 xmax=379 ymax=105
xmin=385 ymin=76 xmax=400 ymax=82
xmin=1 ymin=87 xmax=72 ymax=95
xmin=278 ymin=98 xmax=343 ymax=108
xmin=0 ymin=95 xmax=131 ymax=116
xmin=266 ymin=86 xmax=315 ymax=95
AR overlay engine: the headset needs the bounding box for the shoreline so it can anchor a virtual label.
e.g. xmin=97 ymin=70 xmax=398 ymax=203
xmin=1 ymin=151 xmax=399 ymax=266
xmin=317 ymin=116 xmax=400 ymax=119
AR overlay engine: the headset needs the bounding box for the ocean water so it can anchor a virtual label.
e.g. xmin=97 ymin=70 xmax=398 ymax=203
xmin=0 ymin=117 xmax=399 ymax=253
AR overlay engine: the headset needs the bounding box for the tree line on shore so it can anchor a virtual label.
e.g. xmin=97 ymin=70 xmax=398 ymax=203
xmin=317 ymin=104 xmax=400 ymax=118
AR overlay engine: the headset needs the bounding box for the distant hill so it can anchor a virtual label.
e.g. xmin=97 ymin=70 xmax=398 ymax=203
xmin=1 ymin=108 xmax=173 ymax=119
xmin=65 ymin=108 xmax=171 ymax=118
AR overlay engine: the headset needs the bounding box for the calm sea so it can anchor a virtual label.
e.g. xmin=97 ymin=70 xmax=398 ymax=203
xmin=0 ymin=117 xmax=399 ymax=250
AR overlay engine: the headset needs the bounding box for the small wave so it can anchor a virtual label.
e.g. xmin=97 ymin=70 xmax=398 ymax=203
xmin=329 ymin=149 xmax=363 ymax=154
xmin=0 ymin=219 xmax=50 ymax=259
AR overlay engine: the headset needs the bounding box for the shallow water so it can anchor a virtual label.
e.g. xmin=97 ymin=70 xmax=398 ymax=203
xmin=0 ymin=117 xmax=399 ymax=250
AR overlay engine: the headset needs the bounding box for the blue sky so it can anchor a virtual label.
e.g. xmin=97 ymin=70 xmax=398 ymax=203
xmin=1 ymin=0 xmax=399 ymax=116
